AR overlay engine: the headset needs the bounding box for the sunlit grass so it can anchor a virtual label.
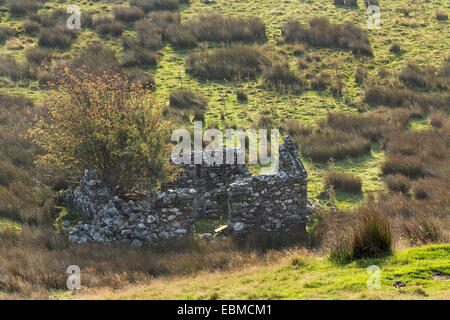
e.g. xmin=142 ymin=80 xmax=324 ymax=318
xmin=2 ymin=0 xmax=447 ymax=209
xmin=65 ymin=244 xmax=450 ymax=300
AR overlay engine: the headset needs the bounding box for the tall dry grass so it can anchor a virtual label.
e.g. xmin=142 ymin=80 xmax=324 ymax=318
xmin=283 ymin=17 xmax=373 ymax=57
xmin=185 ymin=46 xmax=270 ymax=80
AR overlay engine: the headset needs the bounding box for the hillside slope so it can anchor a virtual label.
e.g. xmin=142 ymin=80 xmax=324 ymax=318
xmin=62 ymin=245 xmax=450 ymax=300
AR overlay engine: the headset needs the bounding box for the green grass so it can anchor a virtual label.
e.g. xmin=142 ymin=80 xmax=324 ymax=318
xmin=63 ymin=244 xmax=450 ymax=300
xmin=0 ymin=0 xmax=448 ymax=210
xmin=0 ymin=218 xmax=21 ymax=231
xmin=195 ymin=218 xmax=228 ymax=234
xmin=53 ymin=205 xmax=86 ymax=230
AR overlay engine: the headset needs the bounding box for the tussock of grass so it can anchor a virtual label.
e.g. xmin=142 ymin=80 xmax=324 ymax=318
xmin=0 ymin=26 xmax=15 ymax=43
xmin=70 ymin=43 xmax=123 ymax=77
xmin=384 ymin=174 xmax=411 ymax=193
xmin=7 ymin=0 xmax=41 ymax=16
xmin=130 ymin=0 xmax=180 ymax=13
xmin=301 ymin=129 xmax=371 ymax=162
xmin=187 ymin=14 xmax=266 ymax=43
xmin=94 ymin=15 xmax=125 ymax=37
xmin=283 ymin=17 xmax=373 ymax=57
xmin=185 ymin=46 xmax=270 ymax=80
xmin=263 ymin=64 xmax=306 ymax=93
xmin=113 ymin=6 xmax=144 ymax=23
xmin=324 ymin=170 xmax=362 ymax=194
xmin=38 ymin=27 xmax=76 ymax=49
xmin=328 ymin=208 xmax=392 ymax=262
xmin=169 ymin=89 xmax=207 ymax=110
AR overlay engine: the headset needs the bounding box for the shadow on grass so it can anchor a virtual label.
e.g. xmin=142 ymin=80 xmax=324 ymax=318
xmin=331 ymin=253 xmax=392 ymax=268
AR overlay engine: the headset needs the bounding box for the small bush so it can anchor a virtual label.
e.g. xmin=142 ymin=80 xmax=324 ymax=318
xmin=0 ymin=26 xmax=15 ymax=42
xmin=435 ymin=10 xmax=448 ymax=21
xmin=384 ymin=174 xmax=411 ymax=193
xmin=7 ymin=0 xmax=40 ymax=16
xmin=23 ymin=21 xmax=40 ymax=36
xmin=121 ymin=47 xmax=158 ymax=67
xmin=38 ymin=27 xmax=75 ymax=49
xmin=30 ymin=68 xmax=175 ymax=193
xmin=354 ymin=66 xmax=368 ymax=84
xmin=113 ymin=6 xmax=144 ymax=23
xmin=263 ymin=64 xmax=306 ymax=93
xmin=382 ymin=154 xmax=423 ymax=178
xmin=26 ymin=47 xmax=52 ymax=65
xmin=325 ymin=170 xmax=362 ymax=193
xmin=236 ymin=89 xmax=248 ymax=102
xmin=185 ymin=46 xmax=269 ymax=80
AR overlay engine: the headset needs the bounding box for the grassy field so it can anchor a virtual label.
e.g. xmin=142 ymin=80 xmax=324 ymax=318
xmin=1 ymin=0 xmax=448 ymax=207
xmin=58 ymin=244 xmax=450 ymax=300
xmin=0 ymin=0 xmax=448 ymax=300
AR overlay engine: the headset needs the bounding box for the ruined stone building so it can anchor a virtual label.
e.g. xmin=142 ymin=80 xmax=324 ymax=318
xmin=64 ymin=136 xmax=308 ymax=245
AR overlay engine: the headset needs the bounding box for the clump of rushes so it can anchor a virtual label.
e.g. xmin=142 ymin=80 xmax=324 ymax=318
xmin=329 ymin=208 xmax=393 ymax=262
xmin=236 ymin=89 xmax=248 ymax=102
xmin=324 ymin=170 xmax=362 ymax=193
xmin=185 ymin=46 xmax=270 ymax=80
xmin=263 ymin=64 xmax=306 ymax=93
xmin=282 ymin=17 xmax=373 ymax=57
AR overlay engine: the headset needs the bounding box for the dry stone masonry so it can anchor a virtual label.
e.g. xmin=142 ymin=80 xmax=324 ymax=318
xmin=228 ymin=137 xmax=307 ymax=233
xmin=63 ymin=136 xmax=307 ymax=245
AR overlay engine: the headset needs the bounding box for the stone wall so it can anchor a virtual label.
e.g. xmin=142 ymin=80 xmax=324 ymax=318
xmin=228 ymin=136 xmax=308 ymax=233
xmin=62 ymin=136 xmax=308 ymax=245
xmin=64 ymin=170 xmax=197 ymax=246
xmin=164 ymin=148 xmax=248 ymax=218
